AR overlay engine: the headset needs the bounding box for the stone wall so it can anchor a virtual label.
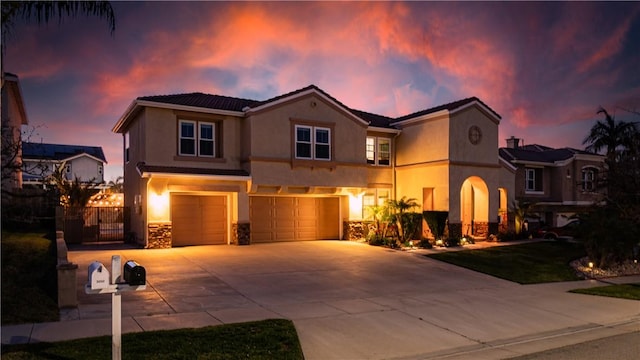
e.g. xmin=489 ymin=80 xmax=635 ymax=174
xmin=343 ymin=221 xmax=371 ymax=240
xmin=147 ymin=222 xmax=172 ymax=249
xmin=233 ymin=222 xmax=251 ymax=245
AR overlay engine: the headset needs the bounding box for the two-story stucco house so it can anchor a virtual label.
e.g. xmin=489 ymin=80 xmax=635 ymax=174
xmin=112 ymin=85 xmax=514 ymax=248
xmin=499 ymin=136 xmax=605 ymax=228
xmin=21 ymin=142 xmax=107 ymax=186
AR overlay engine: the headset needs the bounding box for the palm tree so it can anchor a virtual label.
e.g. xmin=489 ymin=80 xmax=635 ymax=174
xmin=583 ymin=107 xmax=638 ymax=164
xmin=387 ymin=196 xmax=420 ymax=242
xmin=510 ymin=200 xmax=535 ymax=235
xmin=48 ymin=161 xmax=99 ymax=208
xmin=107 ymin=176 xmax=124 ymax=193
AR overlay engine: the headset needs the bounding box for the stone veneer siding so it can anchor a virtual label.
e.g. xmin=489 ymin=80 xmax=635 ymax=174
xmin=147 ymin=222 xmax=172 ymax=249
xmin=232 ymin=222 xmax=251 ymax=245
xmin=343 ymin=221 xmax=372 ymax=240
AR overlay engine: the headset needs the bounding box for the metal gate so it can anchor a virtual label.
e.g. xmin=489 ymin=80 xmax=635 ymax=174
xmin=64 ymin=206 xmax=129 ymax=243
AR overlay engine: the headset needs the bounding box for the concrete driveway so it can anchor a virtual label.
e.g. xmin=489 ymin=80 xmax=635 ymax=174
xmin=5 ymin=240 xmax=640 ymax=359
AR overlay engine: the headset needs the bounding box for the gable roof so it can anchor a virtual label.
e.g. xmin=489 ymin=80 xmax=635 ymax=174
xmin=499 ymin=145 xmax=601 ymax=165
xmin=114 ymin=85 xmax=499 ymax=133
xmin=22 ymin=142 xmax=107 ymax=163
xmin=393 ymin=97 xmax=501 ymax=124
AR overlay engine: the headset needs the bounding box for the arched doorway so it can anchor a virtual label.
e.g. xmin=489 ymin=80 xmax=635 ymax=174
xmin=460 ymin=176 xmax=489 ymax=238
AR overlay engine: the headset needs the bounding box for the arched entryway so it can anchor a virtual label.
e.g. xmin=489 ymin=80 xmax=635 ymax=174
xmin=460 ymin=176 xmax=489 ymax=238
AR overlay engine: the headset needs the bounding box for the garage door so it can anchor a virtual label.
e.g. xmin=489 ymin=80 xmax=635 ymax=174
xmin=171 ymin=195 xmax=227 ymax=246
xmin=250 ymin=196 xmax=339 ymax=243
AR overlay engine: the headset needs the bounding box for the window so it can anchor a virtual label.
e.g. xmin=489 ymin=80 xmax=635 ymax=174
xmin=366 ymin=136 xmax=391 ymax=166
xmin=179 ymin=120 xmax=196 ymax=156
xmin=525 ymin=167 xmax=542 ymax=192
xmin=199 ymin=123 xmax=215 ymax=157
xmin=124 ymin=132 xmax=130 ymax=163
xmin=582 ymin=168 xmax=597 ymax=192
xmin=363 ymin=189 xmax=390 ymax=219
xmin=179 ymin=120 xmax=216 ymax=157
xmin=98 ymin=165 xmax=103 ymax=175
xmin=366 ymin=137 xmax=375 ymax=164
xmin=295 ymin=125 xmax=331 ymax=160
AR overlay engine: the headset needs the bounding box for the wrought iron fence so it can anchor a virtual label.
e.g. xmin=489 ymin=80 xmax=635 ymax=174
xmin=64 ymin=206 xmax=129 ymax=243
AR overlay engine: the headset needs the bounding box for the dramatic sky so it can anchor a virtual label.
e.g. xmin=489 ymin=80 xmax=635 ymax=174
xmin=4 ymin=1 xmax=640 ymax=182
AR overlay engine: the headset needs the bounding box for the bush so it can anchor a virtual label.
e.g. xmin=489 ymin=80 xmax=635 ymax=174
xmin=580 ymin=206 xmax=639 ymax=269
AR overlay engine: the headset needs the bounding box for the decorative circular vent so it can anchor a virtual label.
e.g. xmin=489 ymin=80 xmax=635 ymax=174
xmin=468 ymin=125 xmax=482 ymax=145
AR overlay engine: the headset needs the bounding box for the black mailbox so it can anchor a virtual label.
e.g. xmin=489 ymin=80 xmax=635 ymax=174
xmin=123 ymin=260 xmax=146 ymax=285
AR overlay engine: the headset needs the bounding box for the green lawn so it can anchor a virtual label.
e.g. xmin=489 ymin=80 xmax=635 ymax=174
xmin=1 ymin=319 xmax=304 ymax=360
xmin=1 ymin=231 xmax=59 ymax=325
xmin=426 ymin=241 xmax=586 ymax=284
xmin=570 ymin=283 xmax=640 ymax=300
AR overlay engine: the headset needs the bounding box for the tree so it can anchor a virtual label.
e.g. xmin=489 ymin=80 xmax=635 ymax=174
xmin=48 ymin=161 xmax=99 ymax=208
xmin=107 ymin=176 xmax=124 ymax=193
xmin=386 ymin=196 xmax=420 ymax=243
xmin=581 ymin=107 xmax=640 ymax=268
xmin=510 ymin=200 xmax=536 ymax=235
xmin=582 ymin=107 xmax=638 ymax=164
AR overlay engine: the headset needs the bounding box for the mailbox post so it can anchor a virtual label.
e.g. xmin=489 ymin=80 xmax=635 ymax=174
xmin=86 ymin=255 xmax=146 ymax=360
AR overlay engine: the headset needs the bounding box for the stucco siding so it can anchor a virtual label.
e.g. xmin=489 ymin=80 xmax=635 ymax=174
xmin=248 ymin=94 xmax=367 ymax=164
xmin=395 ymin=115 xmax=450 ymax=166
xmin=249 ymin=161 xmax=367 ymax=189
xmin=449 ymin=107 xmax=499 ymax=164
xmin=395 ymin=164 xmax=450 ymax=211
xmin=141 ymin=107 xmax=244 ymax=170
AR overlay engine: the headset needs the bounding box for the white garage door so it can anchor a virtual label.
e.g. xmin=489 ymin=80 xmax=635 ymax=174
xmin=250 ymin=196 xmax=339 ymax=243
xmin=171 ymin=195 xmax=227 ymax=246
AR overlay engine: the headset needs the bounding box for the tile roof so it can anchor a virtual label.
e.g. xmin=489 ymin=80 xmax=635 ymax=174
xmin=22 ymin=142 xmax=107 ymax=162
xmin=138 ymin=92 xmax=260 ymax=112
xmin=499 ymin=145 xmax=598 ymax=164
xmin=394 ymin=97 xmax=501 ymax=123
xmin=137 ymin=163 xmax=250 ymax=177
xmin=135 ymin=86 xmax=500 ymax=129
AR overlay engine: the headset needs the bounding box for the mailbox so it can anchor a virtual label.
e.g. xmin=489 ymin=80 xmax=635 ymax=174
xmin=123 ymin=260 xmax=146 ymax=285
xmin=88 ymin=261 xmax=110 ymax=289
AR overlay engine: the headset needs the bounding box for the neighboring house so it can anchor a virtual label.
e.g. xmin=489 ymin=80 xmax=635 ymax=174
xmin=21 ymin=142 xmax=107 ymax=187
xmin=1 ymin=73 xmax=29 ymax=191
xmin=499 ymin=136 xmax=605 ymax=228
xmin=112 ymin=85 xmax=514 ymax=248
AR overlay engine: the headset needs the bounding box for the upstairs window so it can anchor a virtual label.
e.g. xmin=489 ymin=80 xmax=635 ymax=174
xmin=199 ymin=123 xmax=215 ymax=157
xmin=525 ymin=167 xmax=543 ymax=192
xmin=295 ymin=125 xmax=331 ymax=160
xmin=366 ymin=136 xmax=391 ymax=166
xmin=582 ymin=167 xmax=597 ymax=192
xmin=124 ymin=132 xmax=130 ymax=163
xmin=179 ymin=120 xmax=196 ymax=156
xmin=179 ymin=120 xmax=217 ymax=157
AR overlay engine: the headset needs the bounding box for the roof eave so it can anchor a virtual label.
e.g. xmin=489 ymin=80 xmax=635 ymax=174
xmin=245 ymin=87 xmax=370 ymax=127
xmin=390 ymin=109 xmax=449 ymax=127
xmin=367 ymin=126 xmax=401 ymax=134
xmin=112 ymin=99 xmax=246 ymax=133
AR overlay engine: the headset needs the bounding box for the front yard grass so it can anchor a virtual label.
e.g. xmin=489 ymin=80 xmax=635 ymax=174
xmin=1 ymin=231 xmax=59 ymax=325
xmin=1 ymin=319 xmax=304 ymax=360
xmin=426 ymin=241 xmax=586 ymax=284
xmin=570 ymin=283 xmax=640 ymax=300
